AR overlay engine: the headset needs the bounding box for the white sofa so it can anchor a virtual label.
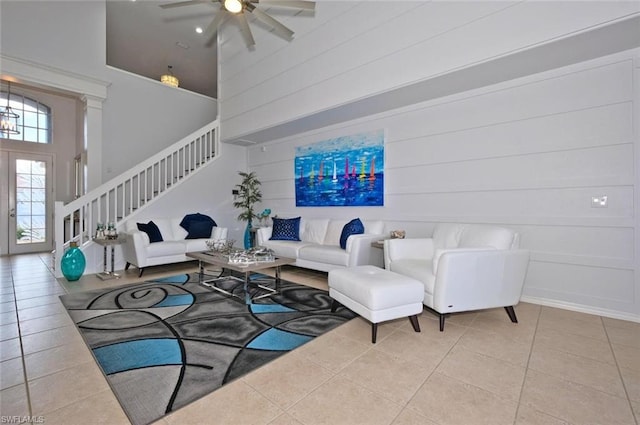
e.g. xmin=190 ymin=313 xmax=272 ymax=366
xmin=122 ymin=217 xmax=228 ymax=276
xmin=384 ymin=223 xmax=530 ymax=331
xmin=255 ymin=218 xmax=386 ymax=272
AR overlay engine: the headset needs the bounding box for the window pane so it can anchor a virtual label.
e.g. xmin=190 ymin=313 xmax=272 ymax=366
xmin=23 ymin=127 xmax=38 ymax=142
xmin=16 ymin=160 xmax=31 ymax=173
xmin=38 ymin=113 xmax=49 ymax=128
xmin=23 ymin=111 xmax=37 ymax=127
xmin=32 ymin=161 xmax=46 ymax=175
xmin=31 ymin=188 xmax=45 ymax=201
xmin=32 ymin=201 xmax=45 ymax=215
xmin=38 ymin=129 xmax=49 ymax=143
xmin=31 ymin=176 xmax=45 ymax=189
xmin=16 ymin=188 xmax=31 ymax=202
xmin=16 ymin=201 xmax=31 ymax=215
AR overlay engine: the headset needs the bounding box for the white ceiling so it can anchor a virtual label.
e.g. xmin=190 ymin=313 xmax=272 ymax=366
xmin=106 ymin=0 xmax=218 ymax=98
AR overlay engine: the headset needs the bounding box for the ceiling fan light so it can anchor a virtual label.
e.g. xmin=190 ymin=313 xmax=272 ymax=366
xmin=224 ymin=0 xmax=243 ymax=13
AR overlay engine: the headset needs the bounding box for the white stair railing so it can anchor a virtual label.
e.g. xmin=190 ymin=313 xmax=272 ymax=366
xmin=54 ymin=119 xmax=219 ymax=277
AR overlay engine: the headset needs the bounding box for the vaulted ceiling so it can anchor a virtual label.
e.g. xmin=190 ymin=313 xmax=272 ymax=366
xmin=106 ymin=0 xmax=218 ymax=98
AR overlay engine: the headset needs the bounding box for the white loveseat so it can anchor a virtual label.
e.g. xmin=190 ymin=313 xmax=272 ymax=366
xmin=122 ymin=217 xmax=228 ymax=276
xmin=256 ymin=218 xmax=386 ymax=272
xmin=384 ymin=223 xmax=530 ymax=331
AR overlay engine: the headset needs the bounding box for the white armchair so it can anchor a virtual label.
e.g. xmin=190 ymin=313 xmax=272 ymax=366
xmin=384 ymin=223 xmax=530 ymax=331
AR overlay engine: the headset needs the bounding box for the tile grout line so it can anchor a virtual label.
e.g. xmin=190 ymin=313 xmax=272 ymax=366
xmin=602 ymin=316 xmax=640 ymax=425
xmin=9 ymin=258 xmax=35 ymax=418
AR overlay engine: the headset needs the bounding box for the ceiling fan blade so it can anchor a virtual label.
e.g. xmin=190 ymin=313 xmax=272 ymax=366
xmin=203 ymin=6 xmax=227 ymax=44
xmin=159 ymin=0 xmax=209 ymax=9
xmin=247 ymin=4 xmax=294 ymax=39
xmin=236 ymin=13 xmax=256 ymax=47
xmin=259 ymin=0 xmax=315 ymax=10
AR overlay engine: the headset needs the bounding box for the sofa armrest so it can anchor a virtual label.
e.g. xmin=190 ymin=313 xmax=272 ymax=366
xmin=256 ymin=226 xmax=272 ymax=247
xmin=433 ymin=249 xmax=530 ymax=312
xmin=121 ymin=230 xmax=150 ymax=267
xmin=345 ymin=233 xmax=385 ymax=267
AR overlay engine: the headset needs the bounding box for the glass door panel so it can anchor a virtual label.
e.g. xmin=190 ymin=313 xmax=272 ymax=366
xmin=8 ymin=153 xmax=52 ymax=254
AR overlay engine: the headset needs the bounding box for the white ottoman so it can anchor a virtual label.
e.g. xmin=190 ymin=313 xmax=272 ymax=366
xmin=328 ymin=265 xmax=424 ymax=343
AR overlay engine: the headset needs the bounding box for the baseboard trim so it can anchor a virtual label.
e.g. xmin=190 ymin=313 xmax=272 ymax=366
xmin=520 ymin=295 xmax=640 ymax=324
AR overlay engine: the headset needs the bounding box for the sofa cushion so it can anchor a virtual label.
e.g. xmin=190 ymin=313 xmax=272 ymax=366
xmin=298 ymin=245 xmax=350 ymax=267
xmin=179 ymin=213 xmax=217 ymax=232
xmin=340 ymin=218 xmax=364 ymax=249
xmin=137 ymin=221 xmax=163 ymax=243
xmin=185 ymin=221 xmax=214 ymax=239
xmin=459 ymin=225 xmax=514 ymax=250
xmin=300 ymin=218 xmax=330 ymax=244
xmin=389 ymin=259 xmax=435 ymax=296
xmin=184 ymin=238 xmax=208 ymax=253
xmin=261 ymin=240 xmax=313 ymax=258
xmin=146 ymin=241 xmax=186 ymax=257
xmin=323 ymin=220 xmax=348 ymax=246
xmin=270 ymin=217 xmax=301 ymax=241
xmin=432 ymin=223 xmax=465 ymax=249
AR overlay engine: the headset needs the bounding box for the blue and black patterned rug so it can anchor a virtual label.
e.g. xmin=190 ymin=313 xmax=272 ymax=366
xmin=59 ymin=272 xmax=355 ymax=425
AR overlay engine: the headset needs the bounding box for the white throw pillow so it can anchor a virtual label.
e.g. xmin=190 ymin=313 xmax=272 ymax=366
xmin=323 ymin=220 xmax=348 ymax=246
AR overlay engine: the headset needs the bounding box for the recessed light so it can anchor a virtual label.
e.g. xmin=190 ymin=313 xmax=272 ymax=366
xmin=195 ymin=27 xmax=203 ymax=34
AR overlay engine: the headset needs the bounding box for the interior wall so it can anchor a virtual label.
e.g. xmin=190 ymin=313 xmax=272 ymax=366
xmin=102 ymin=68 xmax=218 ymax=180
xmin=247 ymin=50 xmax=639 ymax=322
xmin=219 ymin=1 xmax=640 ymax=141
xmin=0 ymin=0 xmax=106 ymax=79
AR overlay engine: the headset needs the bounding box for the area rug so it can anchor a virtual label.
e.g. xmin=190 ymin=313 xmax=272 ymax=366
xmin=59 ymin=272 xmax=355 ymax=425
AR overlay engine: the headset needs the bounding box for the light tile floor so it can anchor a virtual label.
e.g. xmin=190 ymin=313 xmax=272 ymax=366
xmin=1 ymin=253 xmax=639 ymax=425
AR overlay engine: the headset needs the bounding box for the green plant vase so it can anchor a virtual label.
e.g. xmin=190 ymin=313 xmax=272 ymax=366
xmin=61 ymin=242 xmax=86 ymax=282
xmin=244 ymin=220 xmax=252 ymax=249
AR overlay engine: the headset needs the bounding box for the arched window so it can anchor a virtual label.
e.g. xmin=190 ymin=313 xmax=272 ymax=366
xmin=0 ymin=91 xmax=51 ymax=143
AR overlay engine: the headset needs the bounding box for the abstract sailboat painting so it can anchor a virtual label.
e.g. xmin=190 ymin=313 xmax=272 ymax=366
xmin=295 ymin=130 xmax=384 ymax=207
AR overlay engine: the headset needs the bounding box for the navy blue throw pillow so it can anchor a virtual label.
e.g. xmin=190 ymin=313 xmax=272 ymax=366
xmin=137 ymin=221 xmax=163 ymax=243
xmin=179 ymin=213 xmax=217 ymax=232
xmin=186 ymin=221 xmax=214 ymax=239
xmin=340 ymin=218 xmax=364 ymax=249
xmin=270 ymin=217 xmax=301 ymax=241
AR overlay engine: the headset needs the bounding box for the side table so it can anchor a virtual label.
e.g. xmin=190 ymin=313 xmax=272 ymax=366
xmin=94 ymin=237 xmax=125 ymax=280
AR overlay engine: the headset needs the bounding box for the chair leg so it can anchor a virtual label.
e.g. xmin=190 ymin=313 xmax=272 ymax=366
xmin=125 ymin=262 xmax=131 ymax=270
xmin=439 ymin=314 xmax=445 ymax=332
xmin=409 ymin=315 xmax=421 ymax=333
xmin=138 ymin=268 xmax=144 ymax=278
xmin=504 ymin=306 xmax=518 ymax=323
xmin=330 ymin=299 xmax=339 ymax=313
xmin=371 ymin=323 xmax=378 ymax=343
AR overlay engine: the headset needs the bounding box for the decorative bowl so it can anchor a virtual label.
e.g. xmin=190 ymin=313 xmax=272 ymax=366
xmin=206 ymin=239 xmax=236 ymax=254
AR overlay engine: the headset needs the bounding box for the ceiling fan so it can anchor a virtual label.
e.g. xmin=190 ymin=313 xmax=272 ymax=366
xmin=160 ymin=0 xmax=315 ymax=47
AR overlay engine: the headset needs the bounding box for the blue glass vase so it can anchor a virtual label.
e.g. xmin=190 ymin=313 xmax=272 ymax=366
xmin=243 ymin=220 xmax=252 ymax=249
xmin=61 ymin=242 xmax=86 ymax=281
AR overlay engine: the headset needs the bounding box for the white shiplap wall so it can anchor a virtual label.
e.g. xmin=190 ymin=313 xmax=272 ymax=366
xmin=219 ymin=1 xmax=640 ymax=141
xmin=245 ymin=50 xmax=639 ymax=321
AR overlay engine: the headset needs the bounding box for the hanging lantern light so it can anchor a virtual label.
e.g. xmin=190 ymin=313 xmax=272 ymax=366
xmin=160 ymin=65 xmax=179 ymax=88
xmin=0 ymin=80 xmax=20 ymax=135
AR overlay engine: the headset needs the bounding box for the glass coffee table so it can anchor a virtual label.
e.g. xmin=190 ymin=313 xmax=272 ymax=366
xmin=186 ymin=251 xmax=295 ymax=303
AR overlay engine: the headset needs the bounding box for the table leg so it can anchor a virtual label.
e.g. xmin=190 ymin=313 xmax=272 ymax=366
xmin=103 ymin=246 xmax=108 ymax=273
xmin=110 ymin=245 xmax=115 ymax=274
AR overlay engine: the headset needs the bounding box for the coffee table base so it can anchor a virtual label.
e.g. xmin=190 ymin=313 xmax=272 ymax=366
xmin=197 ymin=262 xmax=284 ymax=304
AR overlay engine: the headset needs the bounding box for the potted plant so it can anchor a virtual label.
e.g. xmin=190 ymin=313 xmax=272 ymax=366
xmin=233 ymin=171 xmax=262 ymax=248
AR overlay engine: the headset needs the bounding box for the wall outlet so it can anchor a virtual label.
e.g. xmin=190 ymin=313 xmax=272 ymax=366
xmin=591 ymin=195 xmax=608 ymax=208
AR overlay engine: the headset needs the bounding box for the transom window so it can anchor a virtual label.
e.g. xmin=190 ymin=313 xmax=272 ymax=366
xmin=0 ymin=91 xmax=51 ymax=143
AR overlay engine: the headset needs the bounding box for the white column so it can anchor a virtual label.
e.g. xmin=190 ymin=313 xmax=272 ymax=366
xmin=82 ymin=94 xmax=104 ymax=191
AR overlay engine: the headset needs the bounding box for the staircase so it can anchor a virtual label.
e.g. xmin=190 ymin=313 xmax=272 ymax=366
xmin=53 ymin=119 xmax=220 ymax=277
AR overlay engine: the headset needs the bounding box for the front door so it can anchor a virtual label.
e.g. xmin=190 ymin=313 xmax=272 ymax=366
xmin=5 ymin=152 xmax=53 ymax=254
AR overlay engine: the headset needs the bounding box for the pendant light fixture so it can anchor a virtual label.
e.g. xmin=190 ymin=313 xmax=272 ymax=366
xmin=160 ymin=65 xmax=179 ymax=88
xmin=0 ymin=80 xmax=20 ymax=135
